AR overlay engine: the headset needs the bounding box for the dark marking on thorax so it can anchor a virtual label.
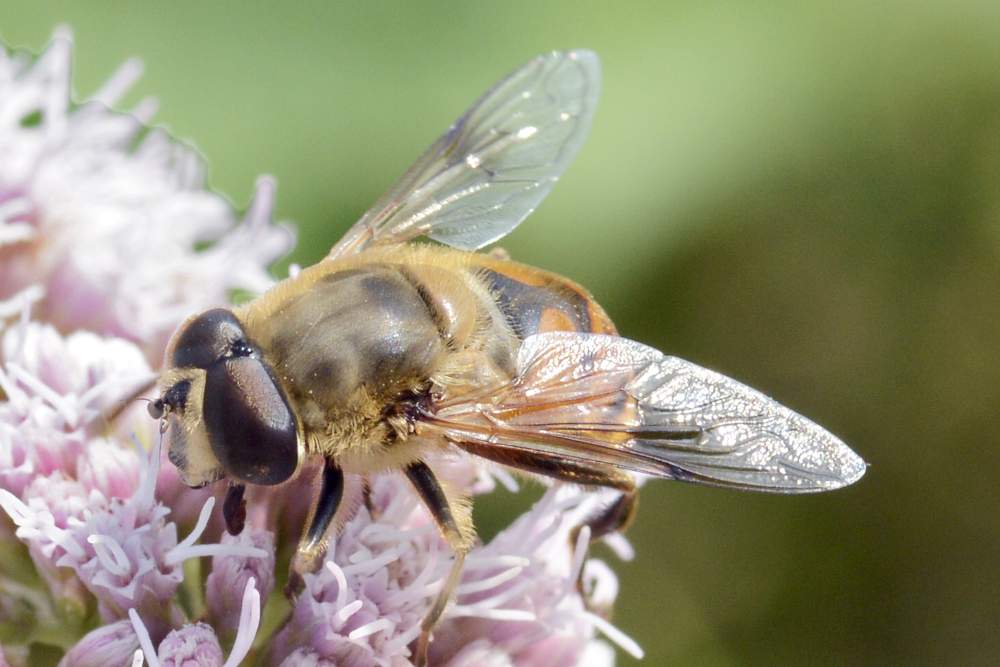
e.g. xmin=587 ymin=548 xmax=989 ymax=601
xmin=262 ymin=265 xmax=444 ymax=413
xmin=397 ymin=267 xmax=456 ymax=350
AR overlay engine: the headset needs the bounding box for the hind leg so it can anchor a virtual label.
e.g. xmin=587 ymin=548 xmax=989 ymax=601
xmin=404 ymin=460 xmax=474 ymax=667
xmin=571 ymin=479 xmax=638 ymax=544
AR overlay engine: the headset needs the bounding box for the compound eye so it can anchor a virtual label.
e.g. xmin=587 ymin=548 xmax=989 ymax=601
xmin=171 ymin=308 xmax=247 ymax=369
xmin=203 ymin=356 xmax=298 ymax=486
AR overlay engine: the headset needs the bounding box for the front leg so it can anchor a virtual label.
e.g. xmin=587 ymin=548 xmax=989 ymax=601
xmin=287 ymin=458 xmax=344 ymax=596
xmin=222 ymin=483 xmax=247 ymax=535
xmin=404 ymin=460 xmax=474 ymax=667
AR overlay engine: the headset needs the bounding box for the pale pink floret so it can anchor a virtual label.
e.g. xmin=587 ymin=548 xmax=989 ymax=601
xmin=19 ymin=472 xmax=96 ymax=610
xmin=270 ymin=476 xmax=450 ymax=666
xmin=77 ymin=437 xmax=143 ymax=502
xmin=270 ymin=473 xmax=634 ymax=667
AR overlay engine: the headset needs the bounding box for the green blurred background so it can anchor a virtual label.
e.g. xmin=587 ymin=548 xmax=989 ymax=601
xmin=4 ymin=1 xmax=1000 ymax=664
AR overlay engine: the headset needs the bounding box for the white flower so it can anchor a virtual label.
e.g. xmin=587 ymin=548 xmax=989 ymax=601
xmin=0 ymin=28 xmax=293 ymax=355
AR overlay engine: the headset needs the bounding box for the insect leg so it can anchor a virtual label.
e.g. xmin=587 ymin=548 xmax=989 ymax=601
xmin=362 ymin=476 xmax=378 ymax=519
xmin=404 ymin=460 xmax=473 ymax=667
xmin=579 ymin=483 xmax=637 ymax=538
xmin=286 ymin=458 xmax=344 ymax=597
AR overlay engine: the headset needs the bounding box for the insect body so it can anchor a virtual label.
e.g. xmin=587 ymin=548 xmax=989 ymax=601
xmin=151 ymin=50 xmax=866 ymax=665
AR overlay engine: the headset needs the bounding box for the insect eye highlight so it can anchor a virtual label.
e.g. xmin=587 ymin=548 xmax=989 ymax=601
xmin=230 ymin=340 xmax=254 ymax=358
xmin=171 ymin=308 xmax=247 ymax=369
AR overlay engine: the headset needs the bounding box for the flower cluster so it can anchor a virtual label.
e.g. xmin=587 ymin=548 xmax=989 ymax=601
xmin=0 ymin=26 xmax=293 ymax=357
xmin=0 ymin=29 xmax=635 ymax=666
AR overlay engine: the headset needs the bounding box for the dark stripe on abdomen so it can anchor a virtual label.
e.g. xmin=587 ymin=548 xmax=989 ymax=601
xmin=479 ymin=268 xmax=594 ymax=339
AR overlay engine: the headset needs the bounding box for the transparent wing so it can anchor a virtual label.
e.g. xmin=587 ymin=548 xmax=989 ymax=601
xmin=423 ymin=332 xmax=867 ymax=493
xmin=329 ymin=50 xmax=600 ymax=258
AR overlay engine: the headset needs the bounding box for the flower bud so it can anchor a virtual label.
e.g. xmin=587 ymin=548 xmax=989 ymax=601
xmin=205 ymin=529 xmax=275 ymax=640
xmin=58 ymin=620 xmax=138 ymax=667
xmin=157 ymin=623 xmax=223 ymax=667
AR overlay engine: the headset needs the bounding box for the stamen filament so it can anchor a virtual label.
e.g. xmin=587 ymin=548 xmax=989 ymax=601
xmin=88 ymin=534 xmax=132 ymax=576
xmin=167 ymin=544 xmax=267 ymax=564
xmin=222 ymin=578 xmax=261 ymax=667
xmin=348 ymin=617 xmax=393 ymax=640
xmin=585 ymin=611 xmax=644 ymax=659
xmin=457 ymin=565 xmax=524 ymax=595
xmin=448 ymin=606 xmax=536 ymax=622
xmin=128 ymin=608 xmax=161 ymax=667
xmin=325 ymin=561 xmax=351 ymax=610
xmin=92 ymin=57 xmax=142 ymax=107
xmin=164 ymin=497 xmax=214 ymax=565
xmin=336 ymin=599 xmax=363 ymax=623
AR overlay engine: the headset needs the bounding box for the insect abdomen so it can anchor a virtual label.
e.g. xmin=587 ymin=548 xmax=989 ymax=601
xmin=473 ymin=258 xmax=617 ymax=339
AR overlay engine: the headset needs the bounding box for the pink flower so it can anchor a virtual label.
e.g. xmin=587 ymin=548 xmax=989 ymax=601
xmin=0 ymin=437 xmax=266 ymax=633
xmin=0 ymin=28 xmax=293 ymax=355
xmin=268 ymin=474 xmax=635 ymax=667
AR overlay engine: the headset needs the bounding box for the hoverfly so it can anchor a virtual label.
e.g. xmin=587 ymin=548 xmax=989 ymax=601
xmin=150 ymin=50 xmax=866 ymax=664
